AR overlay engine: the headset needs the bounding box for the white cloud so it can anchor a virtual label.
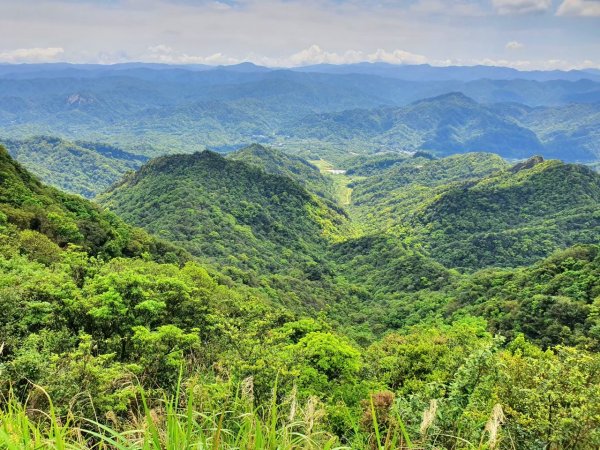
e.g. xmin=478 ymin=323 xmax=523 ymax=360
xmin=146 ymin=44 xmax=428 ymax=67
xmin=556 ymin=0 xmax=600 ymax=16
xmin=410 ymin=0 xmax=485 ymax=16
xmin=0 ymin=0 xmax=596 ymax=70
xmin=273 ymin=45 xmax=428 ymax=66
xmin=147 ymin=44 xmax=238 ymax=64
xmin=492 ymin=0 xmax=552 ymax=14
xmin=0 ymin=47 xmax=64 ymax=63
xmin=506 ymin=40 xmax=525 ymax=49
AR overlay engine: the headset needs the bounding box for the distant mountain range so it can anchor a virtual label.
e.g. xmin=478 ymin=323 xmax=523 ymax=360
xmin=1 ymin=61 xmax=599 ymax=82
xmin=288 ymin=92 xmax=600 ymax=161
xmin=0 ymin=62 xmax=599 ymax=164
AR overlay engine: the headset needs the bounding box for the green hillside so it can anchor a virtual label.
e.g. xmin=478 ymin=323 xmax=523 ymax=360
xmin=350 ymin=152 xmax=509 ymax=232
xmin=349 ymin=153 xmax=600 ymax=269
xmin=0 ymin=144 xmax=183 ymax=261
xmin=227 ymin=143 xmax=336 ymax=201
xmin=2 ymin=145 xmax=600 ymax=448
xmin=412 ymin=157 xmax=600 ymax=268
xmin=1 ymin=136 xmax=148 ymax=198
xmin=99 ymin=150 xmax=347 ymax=278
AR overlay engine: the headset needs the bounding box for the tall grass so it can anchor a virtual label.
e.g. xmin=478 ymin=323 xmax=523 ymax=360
xmin=0 ymin=382 xmax=505 ymax=449
xmin=0 ymin=379 xmax=344 ymax=450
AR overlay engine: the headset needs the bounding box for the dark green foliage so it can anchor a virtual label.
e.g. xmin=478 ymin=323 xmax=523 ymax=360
xmin=331 ymin=234 xmax=451 ymax=294
xmin=1 ymin=136 xmax=148 ymax=198
xmin=0 ymin=144 xmax=186 ymax=261
xmin=227 ymin=144 xmax=336 ymax=201
xmin=446 ymin=244 xmax=600 ymax=348
xmin=99 ymin=150 xmax=346 ymax=279
xmin=344 ymin=152 xmax=412 ymax=176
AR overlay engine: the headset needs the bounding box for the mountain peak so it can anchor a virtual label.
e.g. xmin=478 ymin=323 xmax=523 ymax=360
xmin=510 ymin=155 xmax=545 ymax=173
xmin=416 ymin=92 xmax=477 ymax=106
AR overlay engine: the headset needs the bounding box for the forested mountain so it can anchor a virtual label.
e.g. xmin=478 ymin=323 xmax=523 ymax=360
xmin=0 ymin=144 xmax=184 ymax=261
xmin=227 ymin=144 xmax=336 ymax=200
xmin=350 ymin=152 xmax=509 ymax=230
xmin=99 ymin=150 xmax=347 ymax=279
xmin=1 ymin=136 xmax=148 ymax=197
xmin=350 ymin=153 xmax=600 ymax=268
xmin=410 ymin=158 xmax=600 ymax=268
xmin=1 ymin=64 xmax=600 ymax=162
xmin=290 ymin=93 xmax=600 ymax=161
xmin=3 ymin=140 xmax=600 ymax=448
xmin=95 ymin=145 xmax=600 ymax=345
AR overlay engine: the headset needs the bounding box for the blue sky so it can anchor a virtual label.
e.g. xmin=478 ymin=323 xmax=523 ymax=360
xmin=0 ymin=0 xmax=598 ymax=69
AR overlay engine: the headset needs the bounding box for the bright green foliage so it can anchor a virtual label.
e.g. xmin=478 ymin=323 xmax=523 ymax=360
xmin=350 ymin=151 xmax=509 ymax=233
xmin=2 ymin=136 xmax=148 ymax=198
xmin=1 ymin=145 xmax=600 ymax=449
xmin=99 ymin=150 xmax=346 ymax=283
xmin=446 ymin=244 xmax=600 ymax=348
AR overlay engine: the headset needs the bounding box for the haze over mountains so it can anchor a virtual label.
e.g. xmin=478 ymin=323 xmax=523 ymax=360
xmin=4 ymin=0 xmax=600 ymax=440
xmin=3 ymin=59 xmax=600 ymax=447
xmin=1 ymin=62 xmax=599 ymax=163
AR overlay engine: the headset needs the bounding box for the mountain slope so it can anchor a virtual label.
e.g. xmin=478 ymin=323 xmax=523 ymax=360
xmin=349 ymin=153 xmax=600 ymax=269
xmin=411 ymin=157 xmax=600 ymax=268
xmin=350 ymin=152 xmax=509 ymax=231
xmin=287 ymin=93 xmax=600 ymax=161
xmin=1 ymin=136 xmax=148 ymax=198
xmin=227 ymin=144 xmax=336 ymax=201
xmin=0 ymin=144 xmax=186 ymax=261
xmin=99 ymin=151 xmax=347 ymax=277
xmin=288 ymin=93 xmax=545 ymax=158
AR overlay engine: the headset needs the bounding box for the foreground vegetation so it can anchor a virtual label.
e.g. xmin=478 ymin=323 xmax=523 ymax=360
xmin=2 ymin=144 xmax=600 ymax=448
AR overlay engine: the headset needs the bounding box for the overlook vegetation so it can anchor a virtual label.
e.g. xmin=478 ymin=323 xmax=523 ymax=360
xmin=1 ymin=65 xmax=600 ymax=163
xmin=2 ymin=65 xmax=600 ymax=448
xmin=1 ymin=136 xmax=148 ymax=198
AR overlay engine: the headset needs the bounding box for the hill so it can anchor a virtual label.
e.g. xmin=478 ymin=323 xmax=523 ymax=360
xmin=1 ymin=136 xmax=148 ymax=198
xmin=0 ymin=143 xmax=185 ymax=262
xmin=99 ymin=150 xmax=347 ymax=279
xmin=227 ymin=144 xmax=336 ymax=201
xmin=410 ymin=157 xmax=600 ymax=268
xmin=350 ymin=152 xmax=509 ymax=231
xmin=350 ymin=153 xmax=600 ymax=269
xmin=288 ymin=93 xmax=600 ymax=161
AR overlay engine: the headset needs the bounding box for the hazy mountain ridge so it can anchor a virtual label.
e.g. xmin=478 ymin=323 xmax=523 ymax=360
xmin=1 ymin=136 xmax=148 ymax=198
xmin=1 ymin=64 xmax=600 ymax=161
xmin=289 ymin=93 xmax=600 ymax=161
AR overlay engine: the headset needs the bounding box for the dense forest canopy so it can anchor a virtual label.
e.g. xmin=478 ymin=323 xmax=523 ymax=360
xmin=1 ymin=64 xmax=600 ymax=162
xmin=2 ymin=134 xmax=600 ymax=448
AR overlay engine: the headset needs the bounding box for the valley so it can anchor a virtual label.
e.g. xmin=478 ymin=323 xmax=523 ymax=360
xmin=1 ymin=62 xmax=600 ymax=449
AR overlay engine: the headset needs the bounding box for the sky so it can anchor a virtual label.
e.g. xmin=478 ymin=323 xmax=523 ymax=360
xmin=0 ymin=0 xmax=599 ymax=70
